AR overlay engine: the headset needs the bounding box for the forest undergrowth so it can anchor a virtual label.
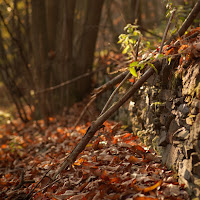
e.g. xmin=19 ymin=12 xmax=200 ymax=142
xmin=0 ymin=99 xmax=189 ymax=200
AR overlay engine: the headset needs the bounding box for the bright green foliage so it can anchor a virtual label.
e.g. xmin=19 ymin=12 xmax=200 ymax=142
xmin=118 ymin=24 xmax=161 ymax=77
xmin=168 ymin=57 xmax=172 ymax=65
xmin=118 ymin=24 xmax=141 ymax=59
xmin=129 ymin=62 xmax=138 ymax=77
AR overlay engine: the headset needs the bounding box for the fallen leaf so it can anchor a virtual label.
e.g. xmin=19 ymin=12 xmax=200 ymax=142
xmin=128 ymin=155 xmax=139 ymax=163
xmin=143 ymin=180 xmax=162 ymax=193
xmin=133 ymin=196 xmax=158 ymax=200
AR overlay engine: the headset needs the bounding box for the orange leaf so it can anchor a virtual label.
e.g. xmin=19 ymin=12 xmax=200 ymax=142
xmin=129 ymin=155 xmax=139 ymax=163
xmin=101 ymin=170 xmax=109 ymax=181
xmin=122 ymin=133 xmax=131 ymax=138
xmin=133 ymin=145 xmax=146 ymax=153
xmin=143 ymin=180 xmax=162 ymax=193
xmin=179 ymin=56 xmax=183 ymax=65
xmin=5 ymin=173 xmax=11 ymax=179
xmin=165 ymin=48 xmax=174 ymax=55
xmin=110 ymin=177 xmax=120 ymax=183
xmin=178 ymin=44 xmax=188 ymax=53
xmin=48 ymin=117 xmax=54 ymax=122
xmin=57 ymin=127 xmax=64 ymax=134
xmin=112 ymin=137 xmax=118 ymax=144
xmin=133 ymin=197 xmax=158 ymax=200
xmin=129 ymin=78 xmax=135 ymax=83
xmin=1 ymin=144 xmax=7 ymax=149
xmin=74 ymin=157 xmax=87 ymax=166
xmin=131 ymin=179 xmax=137 ymax=187
xmin=0 ymin=178 xmax=7 ymax=185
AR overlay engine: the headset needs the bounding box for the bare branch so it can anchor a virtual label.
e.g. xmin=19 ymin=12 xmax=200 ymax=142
xmin=100 ymin=37 xmax=141 ymax=116
xmin=36 ymin=66 xmax=107 ymax=94
xmin=167 ymin=0 xmax=200 ymax=44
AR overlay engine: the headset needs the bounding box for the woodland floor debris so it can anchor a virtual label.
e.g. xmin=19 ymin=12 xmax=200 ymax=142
xmin=0 ymin=110 xmax=189 ymax=199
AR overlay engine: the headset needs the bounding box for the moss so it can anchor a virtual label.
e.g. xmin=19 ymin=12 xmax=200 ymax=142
xmin=152 ymin=136 xmax=163 ymax=155
xmin=195 ymin=82 xmax=200 ymax=99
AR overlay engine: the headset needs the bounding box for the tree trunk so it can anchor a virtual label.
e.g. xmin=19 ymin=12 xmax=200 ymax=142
xmin=53 ymin=0 xmax=76 ymax=110
xmin=31 ymin=0 xmax=50 ymax=120
xmin=76 ymin=0 xmax=104 ymax=99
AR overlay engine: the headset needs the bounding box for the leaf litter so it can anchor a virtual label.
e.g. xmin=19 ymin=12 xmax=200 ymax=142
xmin=0 ymin=115 xmax=189 ymax=199
xmin=2 ymin=27 xmax=200 ymax=200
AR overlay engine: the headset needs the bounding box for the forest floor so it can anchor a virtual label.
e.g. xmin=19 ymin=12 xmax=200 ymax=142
xmin=0 ymin=99 xmax=190 ymax=200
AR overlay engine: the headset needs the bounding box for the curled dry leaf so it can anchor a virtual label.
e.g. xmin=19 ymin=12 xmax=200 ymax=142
xmin=143 ymin=180 xmax=162 ymax=193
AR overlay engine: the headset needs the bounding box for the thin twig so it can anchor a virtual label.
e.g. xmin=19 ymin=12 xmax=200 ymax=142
xmin=73 ymin=96 xmax=96 ymax=128
xmin=100 ymin=37 xmax=141 ymax=115
xmin=167 ymin=0 xmax=200 ymax=44
xmin=25 ymin=165 xmax=53 ymax=200
xmin=100 ymin=72 xmax=131 ymax=115
xmin=139 ymin=26 xmax=162 ymax=39
xmin=35 ymin=66 xmax=107 ymax=94
xmin=31 ymin=178 xmax=61 ymax=198
xmin=73 ymin=71 xmax=129 ymax=127
xmin=159 ymin=9 xmax=176 ymax=53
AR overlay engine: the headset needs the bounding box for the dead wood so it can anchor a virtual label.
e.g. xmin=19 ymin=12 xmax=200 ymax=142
xmin=53 ymin=2 xmax=200 ymax=179
xmin=100 ymin=37 xmax=141 ymax=116
xmin=73 ymin=70 xmax=129 ymax=127
xmin=53 ymin=61 xmax=161 ymax=180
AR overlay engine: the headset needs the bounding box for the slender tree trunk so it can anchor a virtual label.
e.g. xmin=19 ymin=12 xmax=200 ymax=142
xmin=54 ymin=0 xmax=76 ymax=109
xmin=31 ymin=0 xmax=50 ymax=120
xmin=130 ymin=0 xmax=141 ymax=25
xmin=45 ymin=0 xmax=59 ymax=51
xmin=76 ymin=0 xmax=104 ymax=99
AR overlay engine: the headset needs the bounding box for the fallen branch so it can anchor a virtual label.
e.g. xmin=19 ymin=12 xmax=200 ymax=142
xmin=25 ymin=165 xmax=53 ymax=200
xmin=53 ymin=2 xmax=200 ymax=179
xmin=36 ymin=66 xmax=107 ymax=94
xmin=53 ymin=62 xmax=161 ymax=179
xmin=100 ymin=37 xmax=141 ymax=116
xmin=14 ymin=170 xmax=35 ymax=190
xmin=73 ymin=70 xmax=129 ymax=127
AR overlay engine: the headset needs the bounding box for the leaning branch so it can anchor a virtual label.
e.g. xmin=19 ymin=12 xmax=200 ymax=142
xmin=100 ymin=37 xmax=141 ymax=116
xmin=53 ymin=2 xmax=200 ymax=179
xmin=53 ymin=62 xmax=160 ymax=179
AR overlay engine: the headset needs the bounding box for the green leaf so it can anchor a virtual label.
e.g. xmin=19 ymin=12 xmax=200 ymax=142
xmin=133 ymin=30 xmax=140 ymax=36
xmin=118 ymin=39 xmax=123 ymax=44
xmin=146 ymin=41 xmax=150 ymax=48
xmin=122 ymin=45 xmax=129 ymax=54
xmin=124 ymin=24 xmax=131 ymax=31
xmin=156 ymin=53 xmax=164 ymax=59
xmin=129 ymin=39 xmax=134 ymax=44
xmin=139 ymin=64 xmax=145 ymax=70
xmin=168 ymin=57 xmax=172 ymax=65
xmin=129 ymin=61 xmax=138 ymax=67
xmin=129 ymin=66 xmax=138 ymax=77
xmin=149 ymin=63 xmax=158 ymax=73
xmin=118 ymin=34 xmax=126 ymax=43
